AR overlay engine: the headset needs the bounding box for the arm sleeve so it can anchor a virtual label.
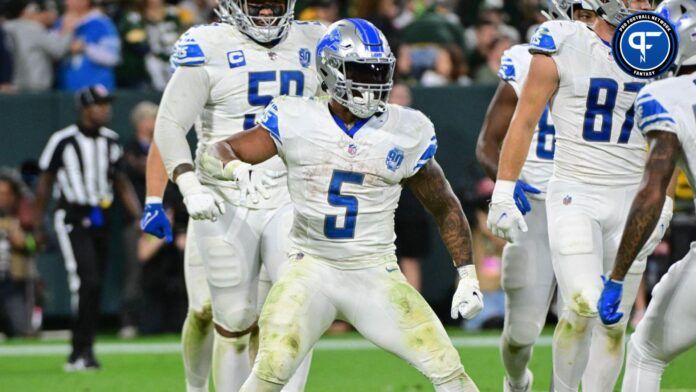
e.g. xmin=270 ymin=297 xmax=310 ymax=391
xmin=498 ymin=46 xmax=528 ymax=97
xmin=635 ymin=88 xmax=680 ymax=136
xmin=528 ymin=21 xmax=573 ymax=56
xmin=409 ymin=117 xmax=438 ymax=177
xmin=258 ymin=98 xmax=284 ymax=157
xmin=153 ymin=66 xmax=210 ymax=178
xmin=170 ymin=27 xmax=208 ymax=67
xmin=109 ymin=141 xmax=125 ymax=173
xmin=42 ymin=31 xmax=73 ymax=60
xmin=38 ymin=135 xmax=64 ymax=174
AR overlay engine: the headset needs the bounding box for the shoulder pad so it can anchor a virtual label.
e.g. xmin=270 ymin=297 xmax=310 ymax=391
xmin=634 ymin=81 xmax=678 ymax=135
xmin=499 ymin=44 xmax=531 ymax=83
xmin=291 ymin=20 xmax=328 ymax=42
xmin=171 ymin=25 xmax=214 ymax=67
xmin=529 ymin=20 xmax=578 ymax=55
xmin=635 ymin=79 xmax=679 ymax=134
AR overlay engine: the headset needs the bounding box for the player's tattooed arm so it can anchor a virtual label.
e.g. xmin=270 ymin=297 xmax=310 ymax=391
xmin=210 ymin=125 xmax=279 ymax=165
xmin=610 ymin=131 xmax=680 ymax=281
xmin=476 ymin=81 xmax=518 ymax=180
xmin=406 ymin=159 xmax=473 ymax=267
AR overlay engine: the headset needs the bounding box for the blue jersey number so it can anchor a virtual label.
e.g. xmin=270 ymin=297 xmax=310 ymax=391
xmin=244 ymin=71 xmax=305 ymax=129
xmin=324 ymin=170 xmax=365 ymax=239
xmin=537 ymin=106 xmax=555 ymax=160
xmin=582 ymin=78 xmax=644 ymax=143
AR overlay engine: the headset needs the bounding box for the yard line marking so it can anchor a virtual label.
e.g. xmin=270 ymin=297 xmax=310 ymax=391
xmin=0 ymin=336 xmax=553 ymax=357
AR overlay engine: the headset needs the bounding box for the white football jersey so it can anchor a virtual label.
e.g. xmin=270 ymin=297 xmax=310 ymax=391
xmin=529 ymin=21 xmax=648 ymax=186
xmin=170 ymin=21 xmax=325 ymax=208
xmin=258 ymin=95 xmax=438 ymax=263
xmin=635 ymin=72 xmax=696 ymax=188
xmin=499 ymin=44 xmax=555 ymax=195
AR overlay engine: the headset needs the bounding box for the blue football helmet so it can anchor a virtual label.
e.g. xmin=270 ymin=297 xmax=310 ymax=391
xmin=316 ymin=19 xmax=396 ymax=119
xmin=657 ymin=0 xmax=696 ymax=68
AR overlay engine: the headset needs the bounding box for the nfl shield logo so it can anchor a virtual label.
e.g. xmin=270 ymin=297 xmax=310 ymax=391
xmin=563 ymin=195 xmax=572 ymax=205
xmin=386 ymin=148 xmax=404 ymax=172
xmin=347 ymin=143 xmax=358 ymax=156
xmin=299 ymin=48 xmax=311 ymax=68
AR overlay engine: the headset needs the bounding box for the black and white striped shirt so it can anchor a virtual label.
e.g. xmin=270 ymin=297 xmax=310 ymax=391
xmin=39 ymin=124 xmax=123 ymax=207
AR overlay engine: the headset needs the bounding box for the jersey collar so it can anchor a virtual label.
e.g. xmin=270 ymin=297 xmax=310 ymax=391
xmin=330 ymin=111 xmax=371 ymax=139
xmin=586 ymin=25 xmax=612 ymax=49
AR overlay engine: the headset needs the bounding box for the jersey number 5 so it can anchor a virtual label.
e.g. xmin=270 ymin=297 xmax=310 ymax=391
xmin=583 ymin=79 xmax=644 ymax=143
xmin=324 ymin=170 xmax=365 ymax=239
xmin=245 ymin=71 xmax=305 ymax=129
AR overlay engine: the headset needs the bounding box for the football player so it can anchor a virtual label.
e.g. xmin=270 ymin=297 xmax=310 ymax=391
xmin=485 ymin=0 xmax=674 ymax=390
xmin=476 ymin=2 xmax=595 ymax=390
xmin=145 ymin=0 xmax=325 ymax=390
xmin=597 ymin=1 xmax=696 ymax=390
xmin=200 ymin=19 xmax=484 ymax=392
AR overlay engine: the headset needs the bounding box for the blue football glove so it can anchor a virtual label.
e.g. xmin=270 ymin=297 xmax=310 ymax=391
xmin=140 ymin=198 xmax=173 ymax=243
xmin=513 ymin=180 xmax=541 ymax=215
xmin=598 ymin=276 xmax=624 ymax=325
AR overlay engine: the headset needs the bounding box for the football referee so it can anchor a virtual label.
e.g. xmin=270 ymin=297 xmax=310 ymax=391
xmin=34 ymin=85 xmax=141 ymax=371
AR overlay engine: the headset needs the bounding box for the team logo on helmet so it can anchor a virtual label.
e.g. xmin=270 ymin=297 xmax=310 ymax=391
xmin=612 ymin=12 xmax=679 ymax=79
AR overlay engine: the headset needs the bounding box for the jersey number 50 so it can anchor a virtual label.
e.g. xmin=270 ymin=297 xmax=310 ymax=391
xmin=245 ymin=71 xmax=305 ymax=129
xmin=583 ymin=78 xmax=644 ymax=143
xmin=324 ymin=170 xmax=365 ymax=239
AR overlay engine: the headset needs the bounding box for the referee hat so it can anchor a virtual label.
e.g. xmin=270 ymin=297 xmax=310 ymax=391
xmin=75 ymin=84 xmax=114 ymax=108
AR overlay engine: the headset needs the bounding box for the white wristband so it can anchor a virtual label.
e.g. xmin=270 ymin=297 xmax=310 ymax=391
xmin=492 ymin=180 xmax=516 ymax=201
xmin=663 ymin=196 xmax=674 ymax=215
xmin=225 ymin=160 xmax=252 ymax=181
xmin=145 ymin=196 xmax=163 ymax=205
xmin=457 ymin=264 xmax=477 ymax=279
xmin=175 ymin=172 xmax=201 ymax=197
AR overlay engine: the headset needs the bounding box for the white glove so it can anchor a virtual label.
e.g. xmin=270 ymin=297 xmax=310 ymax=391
xmin=451 ymin=265 xmax=484 ymax=320
xmin=487 ymin=180 xmax=528 ymax=242
xmin=200 ymin=150 xmax=275 ymax=204
xmin=636 ymin=196 xmax=673 ymax=260
xmin=176 ymin=172 xmax=226 ymax=221
xmin=200 ymin=149 xmax=250 ymax=182
xmin=239 ymin=169 xmax=278 ymax=204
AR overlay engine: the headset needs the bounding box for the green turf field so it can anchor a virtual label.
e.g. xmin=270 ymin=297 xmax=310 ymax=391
xmin=2 ymin=330 xmax=696 ymax=391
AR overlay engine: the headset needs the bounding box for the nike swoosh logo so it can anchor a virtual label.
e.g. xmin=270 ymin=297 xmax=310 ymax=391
xmin=142 ymin=210 xmax=159 ymax=228
xmin=496 ymin=213 xmax=508 ymax=225
xmin=386 ymin=266 xmax=399 ymax=273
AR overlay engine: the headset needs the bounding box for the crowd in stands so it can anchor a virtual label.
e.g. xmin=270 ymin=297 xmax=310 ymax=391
xmin=0 ymin=0 xmax=554 ymax=92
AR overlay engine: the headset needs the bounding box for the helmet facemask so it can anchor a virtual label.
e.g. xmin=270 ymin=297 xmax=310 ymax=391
xmin=217 ymin=0 xmax=296 ymax=43
xmin=585 ymin=0 xmax=633 ymax=25
xmin=324 ymin=56 xmax=395 ymax=119
xmin=543 ymin=0 xmax=574 ymax=21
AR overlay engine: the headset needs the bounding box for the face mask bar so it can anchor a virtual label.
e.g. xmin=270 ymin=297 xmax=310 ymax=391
xmin=327 ymin=56 xmax=395 ymax=119
xmin=216 ymin=0 xmax=295 ymax=43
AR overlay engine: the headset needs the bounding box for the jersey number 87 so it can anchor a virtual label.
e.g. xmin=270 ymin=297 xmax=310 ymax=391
xmin=583 ymin=78 xmax=645 ymax=144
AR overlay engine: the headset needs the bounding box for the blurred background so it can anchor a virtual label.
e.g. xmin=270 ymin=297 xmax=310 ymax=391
xmin=0 ymin=0 xmax=691 ymax=340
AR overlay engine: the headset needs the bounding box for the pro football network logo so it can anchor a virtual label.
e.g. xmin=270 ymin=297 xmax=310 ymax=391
xmin=612 ymin=12 xmax=679 ymax=79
